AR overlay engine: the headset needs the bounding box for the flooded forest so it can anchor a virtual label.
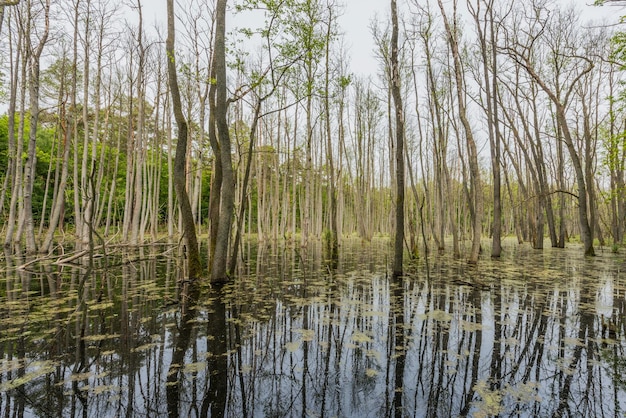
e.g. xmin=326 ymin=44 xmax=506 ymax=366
xmin=1 ymin=0 xmax=626 ymax=416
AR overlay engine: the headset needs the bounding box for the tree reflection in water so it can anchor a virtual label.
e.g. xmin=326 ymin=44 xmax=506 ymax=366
xmin=166 ymin=278 xmax=227 ymax=418
xmin=0 ymin=241 xmax=625 ymax=417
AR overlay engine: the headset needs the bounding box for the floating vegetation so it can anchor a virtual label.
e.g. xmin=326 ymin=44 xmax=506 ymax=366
xmin=182 ymin=362 xmax=207 ymax=373
xmin=0 ymin=360 xmax=57 ymax=392
xmin=0 ymin=242 xmax=624 ymax=417
xmin=82 ymin=333 xmax=120 ymax=342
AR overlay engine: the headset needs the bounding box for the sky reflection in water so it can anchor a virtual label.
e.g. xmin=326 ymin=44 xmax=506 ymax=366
xmin=0 ymin=240 xmax=625 ymax=417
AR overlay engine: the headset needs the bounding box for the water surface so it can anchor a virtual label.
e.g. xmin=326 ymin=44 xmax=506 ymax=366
xmin=1 ymin=240 xmax=625 ymax=417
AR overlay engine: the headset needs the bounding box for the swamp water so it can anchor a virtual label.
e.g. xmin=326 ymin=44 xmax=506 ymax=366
xmin=0 ymin=239 xmax=625 ymax=417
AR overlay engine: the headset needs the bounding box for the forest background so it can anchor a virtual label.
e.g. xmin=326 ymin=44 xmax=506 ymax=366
xmin=0 ymin=0 xmax=624 ymax=279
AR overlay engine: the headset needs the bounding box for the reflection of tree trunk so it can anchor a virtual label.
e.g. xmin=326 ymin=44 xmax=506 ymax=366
xmin=231 ymin=303 xmax=248 ymax=418
xmin=167 ymin=279 xmax=228 ymax=418
xmin=391 ymin=279 xmax=405 ymax=418
xmin=302 ymin=306 xmax=309 ymax=418
xmin=320 ymin=275 xmax=337 ymax=417
xmin=72 ymin=271 xmax=89 ymax=418
xmin=509 ymin=293 xmax=545 ymax=382
xmin=427 ymin=290 xmax=449 ymax=417
xmin=553 ymin=285 xmax=595 ymax=418
xmin=12 ymin=257 xmax=29 ymax=417
xmin=200 ymin=284 xmax=228 ymax=418
xmin=167 ymin=280 xmax=199 ymax=418
xmin=489 ymin=290 xmax=502 ymax=390
xmin=460 ymin=287 xmax=483 ymax=416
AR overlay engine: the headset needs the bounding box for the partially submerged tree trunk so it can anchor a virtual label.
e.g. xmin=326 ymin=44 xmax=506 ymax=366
xmin=390 ymin=0 xmax=405 ymax=278
xmin=469 ymin=0 xmax=502 ymax=257
xmin=166 ymin=0 xmax=202 ymax=279
xmin=210 ymin=0 xmax=234 ymax=283
xmin=3 ymin=8 xmax=22 ymax=249
xmin=438 ymin=0 xmax=483 ymax=264
xmin=507 ymin=50 xmax=595 ymax=256
xmin=323 ymin=4 xmax=339 ymax=265
xmin=22 ymin=0 xmax=50 ymax=254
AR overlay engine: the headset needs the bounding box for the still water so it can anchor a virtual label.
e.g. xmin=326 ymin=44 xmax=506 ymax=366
xmin=1 ymin=239 xmax=625 ymax=417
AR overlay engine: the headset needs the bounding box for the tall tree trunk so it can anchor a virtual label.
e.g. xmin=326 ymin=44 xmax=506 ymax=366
xmin=323 ymin=6 xmax=338 ymax=264
xmin=210 ymin=0 xmax=234 ymax=283
xmin=390 ymin=0 xmax=405 ymax=278
xmin=166 ymin=0 xmax=202 ymax=279
xmin=207 ymin=60 xmax=222 ymax=266
xmin=130 ymin=0 xmax=145 ymax=245
xmin=229 ymin=99 xmax=261 ymax=274
xmin=438 ymin=0 xmax=483 ymax=263
xmin=3 ymin=11 xmax=21 ymax=249
xmin=469 ymin=0 xmax=501 ymax=257
xmin=41 ymin=96 xmax=71 ymax=253
xmin=22 ymin=0 xmax=50 ymax=254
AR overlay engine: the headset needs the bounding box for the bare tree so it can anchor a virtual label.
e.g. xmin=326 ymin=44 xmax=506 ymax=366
xmin=210 ymin=0 xmax=234 ymax=283
xmin=468 ymin=0 xmax=505 ymax=257
xmin=503 ymin=2 xmax=596 ymax=256
xmin=390 ymin=0 xmax=405 ymax=278
xmin=437 ymin=0 xmax=483 ymax=263
xmin=21 ymin=0 xmax=50 ymax=253
xmin=166 ymin=0 xmax=202 ymax=279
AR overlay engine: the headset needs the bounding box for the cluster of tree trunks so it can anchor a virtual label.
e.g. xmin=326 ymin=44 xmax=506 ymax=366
xmin=1 ymin=0 xmax=625 ymax=274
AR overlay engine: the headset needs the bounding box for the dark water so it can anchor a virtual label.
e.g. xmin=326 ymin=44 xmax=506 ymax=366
xmin=1 ymin=240 xmax=625 ymax=417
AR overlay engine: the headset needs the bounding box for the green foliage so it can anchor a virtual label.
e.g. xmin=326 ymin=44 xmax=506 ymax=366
xmin=0 ymin=70 xmax=7 ymax=104
xmin=610 ymin=31 xmax=626 ymax=67
xmin=338 ymin=74 xmax=352 ymax=90
xmin=232 ymin=0 xmax=333 ymax=99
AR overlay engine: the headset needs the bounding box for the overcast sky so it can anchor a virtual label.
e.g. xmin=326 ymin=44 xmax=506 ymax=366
xmin=335 ymin=0 xmax=620 ymax=77
xmin=136 ymin=1 xmax=620 ymax=80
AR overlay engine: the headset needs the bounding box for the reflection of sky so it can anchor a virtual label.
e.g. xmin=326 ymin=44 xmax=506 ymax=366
xmin=1 ymin=245 xmax=626 ymax=417
xmin=596 ymin=277 xmax=614 ymax=318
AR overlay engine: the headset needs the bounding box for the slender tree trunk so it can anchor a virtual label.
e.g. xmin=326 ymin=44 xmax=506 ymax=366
xmin=210 ymin=0 xmax=234 ymax=283
xmin=166 ymin=0 xmax=202 ymax=279
xmin=130 ymin=1 xmax=145 ymax=245
xmin=3 ymin=12 xmax=21 ymax=249
xmin=41 ymin=104 xmax=71 ymax=253
xmin=323 ymin=8 xmax=338 ymax=263
xmin=104 ymin=95 xmax=123 ymax=237
xmin=207 ymin=63 xmax=222 ymax=266
xmin=438 ymin=0 xmax=483 ymax=263
xmin=229 ymin=99 xmax=261 ymax=274
xmin=166 ymin=86 xmax=175 ymax=241
xmin=303 ymin=71 xmax=313 ymax=245
xmin=22 ymin=0 xmax=50 ymax=254
xmin=470 ymin=0 xmax=501 ymax=257
xmin=390 ymin=0 xmax=405 ymax=278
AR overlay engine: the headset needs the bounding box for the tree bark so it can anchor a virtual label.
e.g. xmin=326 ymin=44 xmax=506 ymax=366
xmin=390 ymin=0 xmax=405 ymax=278
xmin=510 ymin=50 xmax=595 ymax=256
xmin=166 ymin=0 xmax=202 ymax=279
xmin=323 ymin=5 xmax=338 ymax=265
xmin=22 ymin=0 xmax=50 ymax=254
xmin=210 ymin=0 xmax=234 ymax=283
xmin=469 ymin=0 xmax=501 ymax=257
xmin=438 ymin=0 xmax=483 ymax=263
